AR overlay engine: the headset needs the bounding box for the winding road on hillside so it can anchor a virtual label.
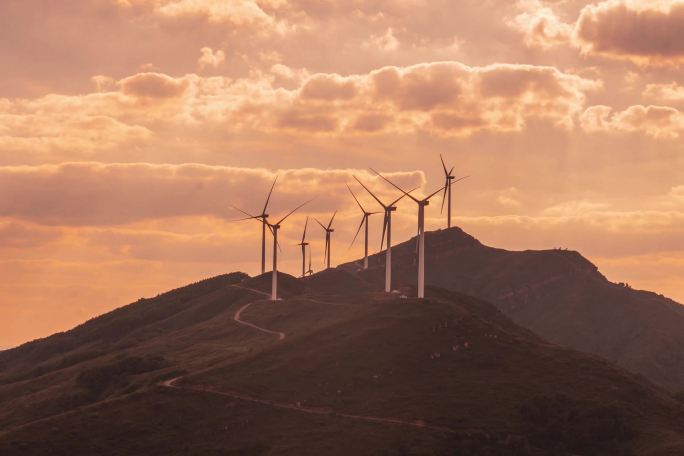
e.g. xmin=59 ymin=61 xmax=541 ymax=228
xmin=230 ymin=283 xmax=287 ymax=340
xmin=160 ymin=284 xmax=458 ymax=435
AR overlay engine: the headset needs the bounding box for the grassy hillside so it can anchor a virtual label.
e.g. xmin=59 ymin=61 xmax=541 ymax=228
xmin=335 ymin=227 xmax=684 ymax=393
xmin=3 ymin=273 xmax=684 ymax=455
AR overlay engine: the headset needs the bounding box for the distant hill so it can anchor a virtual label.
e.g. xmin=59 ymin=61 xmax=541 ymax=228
xmin=336 ymin=227 xmax=684 ymax=393
xmin=2 ymin=271 xmax=684 ymax=454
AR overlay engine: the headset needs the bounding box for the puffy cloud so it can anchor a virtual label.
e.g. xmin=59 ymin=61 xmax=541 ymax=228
xmin=0 ymin=62 xmax=600 ymax=161
xmin=580 ymin=104 xmax=684 ymax=138
xmin=300 ymin=74 xmax=359 ymax=100
xmin=510 ymin=0 xmax=684 ymax=65
xmin=362 ymin=28 xmax=401 ymax=51
xmin=510 ymin=0 xmax=574 ymax=48
xmin=118 ymin=72 xmax=189 ymax=98
xmin=197 ymin=46 xmax=226 ymax=70
xmin=119 ymin=0 xmax=291 ymax=33
xmin=575 ymin=0 xmax=684 ymax=64
xmin=643 ymin=82 xmax=684 ymax=102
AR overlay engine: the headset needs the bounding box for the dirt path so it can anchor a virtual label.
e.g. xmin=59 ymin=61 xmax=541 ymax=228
xmin=229 ymin=283 xmax=286 ymax=340
xmin=234 ymin=301 xmax=286 ymax=341
xmin=230 ymin=283 xmax=271 ymax=298
xmin=163 ymin=378 xmax=457 ymax=434
xmin=160 ymin=288 xmax=458 ymax=436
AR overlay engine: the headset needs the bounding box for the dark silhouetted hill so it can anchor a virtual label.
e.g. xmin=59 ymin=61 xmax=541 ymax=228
xmin=2 ymin=271 xmax=684 ymax=454
xmin=335 ymin=227 xmax=684 ymax=393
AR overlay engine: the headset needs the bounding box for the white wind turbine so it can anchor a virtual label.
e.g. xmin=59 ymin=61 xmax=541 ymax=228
xmin=315 ymin=212 xmax=337 ymax=270
xmin=267 ymin=200 xmax=311 ymax=301
xmin=353 ymin=176 xmax=413 ymax=293
xmin=439 ymin=154 xmax=469 ymax=229
xmin=371 ymin=169 xmax=444 ymax=299
xmin=347 ymin=185 xmax=380 ymax=270
xmin=231 ymin=176 xmax=278 ymax=275
xmin=296 ymin=217 xmax=310 ymax=278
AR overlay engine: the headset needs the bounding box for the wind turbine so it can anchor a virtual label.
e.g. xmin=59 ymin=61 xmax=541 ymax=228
xmin=296 ymin=217 xmax=309 ymax=278
xmin=439 ymin=154 xmax=469 ymax=228
xmin=353 ymin=176 xmax=413 ymax=293
xmin=231 ymin=176 xmax=278 ymax=275
xmin=371 ymin=169 xmax=444 ymax=299
xmin=267 ymin=200 xmax=311 ymax=301
xmin=315 ymin=212 xmax=337 ymax=270
xmin=347 ymin=184 xmax=380 ymax=270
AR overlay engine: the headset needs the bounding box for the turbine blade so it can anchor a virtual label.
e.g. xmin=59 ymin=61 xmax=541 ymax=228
xmin=302 ymin=216 xmax=309 ymax=243
xmin=448 ymin=166 xmax=455 ymax=176
xmin=314 ymin=218 xmax=327 ymax=230
xmin=423 ymin=184 xmax=446 ymax=202
xmin=440 ymin=178 xmax=449 ymax=214
xmin=231 ymin=205 xmax=258 ymax=219
xmin=370 ymin=168 xmax=420 ymax=203
xmin=380 ymin=213 xmax=388 ymax=250
xmin=262 ymin=176 xmax=278 ymax=214
xmin=277 ymin=198 xmax=313 ymax=225
xmin=347 ymin=184 xmax=366 ymax=213
xmin=231 ymin=215 xmax=260 ymax=222
xmin=389 ymin=186 xmax=419 ymax=207
xmin=327 ymin=210 xmax=337 ymax=229
xmin=454 ymin=175 xmax=470 ymax=184
xmin=353 ymin=176 xmax=386 ymax=209
xmin=440 ymin=153 xmax=449 ymax=175
xmin=349 ymin=216 xmax=365 ymax=249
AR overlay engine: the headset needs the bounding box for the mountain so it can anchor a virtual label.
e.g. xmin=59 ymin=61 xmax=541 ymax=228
xmin=337 ymin=227 xmax=684 ymax=393
xmin=2 ymin=269 xmax=684 ymax=455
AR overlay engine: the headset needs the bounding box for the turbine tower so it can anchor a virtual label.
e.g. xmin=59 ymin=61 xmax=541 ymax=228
xmin=267 ymin=200 xmax=311 ymax=301
xmin=347 ymin=184 xmax=379 ymax=270
xmin=297 ymin=217 xmax=309 ymax=278
xmin=315 ymin=212 xmax=337 ymax=270
xmin=439 ymin=154 xmax=469 ymax=228
xmin=371 ymin=169 xmax=444 ymax=299
xmin=231 ymin=176 xmax=278 ymax=275
xmin=353 ymin=176 xmax=412 ymax=293
xmin=306 ymin=246 xmax=314 ymax=276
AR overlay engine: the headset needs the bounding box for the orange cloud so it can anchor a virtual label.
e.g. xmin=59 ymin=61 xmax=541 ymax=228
xmin=576 ymin=0 xmax=684 ymax=64
xmin=0 ymin=162 xmax=424 ymax=226
xmin=511 ymin=0 xmax=684 ymax=66
xmin=580 ymin=104 xmax=684 ymax=138
xmin=510 ymin=0 xmax=573 ymax=48
xmin=643 ymin=82 xmax=684 ymax=102
xmin=0 ymin=62 xmax=600 ymax=161
xmin=119 ymin=72 xmax=189 ymax=99
xmin=197 ymin=46 xmax=226 ymax=70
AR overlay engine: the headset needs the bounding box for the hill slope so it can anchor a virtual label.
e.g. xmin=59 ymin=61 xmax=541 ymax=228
xmin=336 ymin=227 xmax=684 ymax=392
xmin=2 ymin=274 xmax=684 ymax=454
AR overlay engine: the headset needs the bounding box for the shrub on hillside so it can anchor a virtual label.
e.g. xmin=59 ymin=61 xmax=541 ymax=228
xmin=76 ymin=354 xmax=168 ymax=396
xmin=519 ymin=394 xmax=636 ymax=455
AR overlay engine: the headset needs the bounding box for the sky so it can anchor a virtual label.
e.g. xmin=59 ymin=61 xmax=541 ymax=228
xmin=1 ymin=0 xmax=683 ymax=349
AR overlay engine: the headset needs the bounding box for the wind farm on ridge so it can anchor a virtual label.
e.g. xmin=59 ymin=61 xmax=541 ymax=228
xmin=232 ymin=155 xmax=467 ymax=301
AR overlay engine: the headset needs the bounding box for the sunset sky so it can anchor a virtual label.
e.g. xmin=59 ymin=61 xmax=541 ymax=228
xmin=1 ymin=0 xmax=683 ymax=348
